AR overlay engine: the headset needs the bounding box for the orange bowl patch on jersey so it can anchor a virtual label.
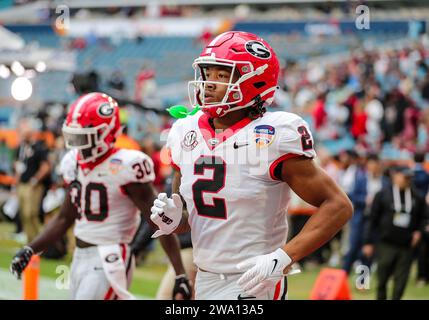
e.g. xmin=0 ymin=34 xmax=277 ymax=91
xmin=109 ymin=158 xmax=123 ymax=175
xmin=254 ymin=125 xmax=275 ymax=148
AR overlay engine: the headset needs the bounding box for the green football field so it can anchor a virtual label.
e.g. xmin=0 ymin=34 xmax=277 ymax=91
xmin=1 ymin=222 xmax=429 ymax=300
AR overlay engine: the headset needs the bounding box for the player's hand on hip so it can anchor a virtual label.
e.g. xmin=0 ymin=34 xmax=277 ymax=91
xmin=236 ymin=248 xmax=292 ymax=297
xmin=173 ymin=274 xmax=193 ymax=300
xmin=150 ymin=193 xmax=183 ymax=238
xmin=10 ymin=246 xmax=34 ymax=280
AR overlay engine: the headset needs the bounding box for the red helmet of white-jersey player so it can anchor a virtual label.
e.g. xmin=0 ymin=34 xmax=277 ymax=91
xmin=188 ymin=31 xmax=280 ymax=118
xmin=62 ymin=92 xmax=121 ymax=163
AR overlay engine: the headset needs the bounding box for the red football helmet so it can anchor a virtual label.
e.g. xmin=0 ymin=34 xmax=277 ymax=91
xmin=62 ymin=92 xmax=121 ymax=163
xmin=188 ymin=31 xmax=280 ymax=118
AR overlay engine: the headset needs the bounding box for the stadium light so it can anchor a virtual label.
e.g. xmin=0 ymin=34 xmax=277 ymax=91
xmin=11 ymin=77 xmax=33 ymax=101
xmin=24 ymin=69 xmax=37 ymax=79
xmin=35 ymin=61 xmax=46 ymax=73
xmin=11 ymin=61 xmax=25 ymax=76
xmin=0 ymin=64 xmax=10 ymax=79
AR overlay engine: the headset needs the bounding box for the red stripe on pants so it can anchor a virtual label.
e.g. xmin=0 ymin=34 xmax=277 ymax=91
xmin=273 ymin=280 xmax=281 ymax=300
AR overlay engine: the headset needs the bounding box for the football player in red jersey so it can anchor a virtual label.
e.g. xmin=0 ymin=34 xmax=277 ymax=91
xmin=150 ymin=31 xmax=353 ymax=299
xmin=10 ymin=92 xmax=192 ymax=300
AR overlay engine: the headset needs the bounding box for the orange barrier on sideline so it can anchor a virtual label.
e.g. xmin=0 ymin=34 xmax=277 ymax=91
xmin=23 ymin=255 xmax=40 ymax=300
xmin=115 ymin=134 xmax=141 ymax=151
xmin=0 ymin=174 xmax=16 ymax=186
xmin=0 ymin=129 xmax=55 ymax=149
xmin=310 ymin=268 xmax=352 ymax=300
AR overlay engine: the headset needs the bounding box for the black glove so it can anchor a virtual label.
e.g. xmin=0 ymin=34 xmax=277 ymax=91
xmin=173 ymin=274 xmax=192 ymax=300
xmin=10 ymin=246 xmax=34 ymax=280
xmin=130 ymin=221 xmax=154 ymax=256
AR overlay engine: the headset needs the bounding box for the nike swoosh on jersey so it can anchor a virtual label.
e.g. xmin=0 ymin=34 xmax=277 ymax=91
xmin=233 ymin=141 xmax=249 ymax=149
xmin=237 ymin=294 xmax=256 ymax=300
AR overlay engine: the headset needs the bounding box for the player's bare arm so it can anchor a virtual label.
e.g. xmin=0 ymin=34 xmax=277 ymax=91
xmin=236 ymin=156 xmax=353 ymax=297
xmin=10 ymin=188 xmax=79 ymax=278
xmin=124 ymin=181 xmax=186 ymax=276
xmin=125 ymin=181 xmax=192 ymax=299
xmin=150 ymin=169 xmax=190 ymax=236
xmin=171 ymin=169 xmax=191 ymax=234
xmin=31 ymin=159 xmax=50 ymax=185
xmin=29 ymin=189 xmax=79 ymax=254
xmin=280 ymin=156 xmax=353 ymax=269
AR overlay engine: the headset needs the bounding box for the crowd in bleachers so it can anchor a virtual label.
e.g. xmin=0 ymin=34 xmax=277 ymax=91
xmin=272 ymin=37 xmax=429 ymax=159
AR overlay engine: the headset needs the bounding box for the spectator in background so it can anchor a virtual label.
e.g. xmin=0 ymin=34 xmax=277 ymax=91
xmin=418 ymin=201 xmax=429 ymax=287
xmin=421 ymin=73 xmax=429 ymax=105
xmin=350 ymin=98 xmax=368 ymax=142
xmin=391 ymin=89 xmax=409 ymax=141
xmin=364 ymin=86 xmax=384 ymax=150
xmin=401 ymin=100 xmax=421 ymax=152
xmin=14 ymin=119 xmax=50 ymax=242
xmin=413 ymin=152 xmax=429 ymax=196
xmin=342 ymin=153 xmax=367 ymax=274
xmin=108 ymin=70 xmax=126 ymax=98
xmin=325 ymin=150 xmax=358 ymax=267
xmin=338 ymin=150 xmax=358 ymax=197
xmin=365 ymin=155 xmax=386 ymax=213
xmin=421 ymin=109 xmax=429 ymax=152
xmin=312 ymin=91 xmax=327 ymax=131
xmin=363 ymin=166 xmax=426 ymax=300
xmin=196 ymin=28 xmax=213 ymax=47
xmin=160 ymin=113 xmax=173 ymax=131
xmin=134 ymin=65 xmax=157 ymax=106
xmin=342 ymin=154 xmax=385 ymax=274
xmin=413 ymin=152 xmax=429 ymax=286
xmin=141 ymin=138 xmax=166 ymax=192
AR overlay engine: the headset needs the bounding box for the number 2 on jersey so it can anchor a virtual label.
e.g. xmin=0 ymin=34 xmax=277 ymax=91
xmin=192 ymin=155 xmax=227 ymax=219
xmin=297 ymin=125 xmax=313 ymax=151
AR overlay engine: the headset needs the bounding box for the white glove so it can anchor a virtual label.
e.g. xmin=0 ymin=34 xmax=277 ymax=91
xmin=150 ymin=193 xmax=183 ymax=238
xmin=236 ymin=248 xmax=292 ymax=297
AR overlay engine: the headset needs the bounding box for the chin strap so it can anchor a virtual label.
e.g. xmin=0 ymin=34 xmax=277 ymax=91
xmin=247 ymin=95 xmax=266 ymax=120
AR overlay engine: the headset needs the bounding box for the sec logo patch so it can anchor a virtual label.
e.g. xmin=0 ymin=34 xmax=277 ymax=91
xmin=181 ymin=130 xmax=198 ymax=151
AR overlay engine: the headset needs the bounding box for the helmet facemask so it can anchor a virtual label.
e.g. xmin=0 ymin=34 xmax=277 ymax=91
xmin=62 ymin=115 xmax=119 ymax=163
xmin=188 ymin=56 xmax=274 ymax=118
xmin=188 ymin=58 xmax=256 ymax=117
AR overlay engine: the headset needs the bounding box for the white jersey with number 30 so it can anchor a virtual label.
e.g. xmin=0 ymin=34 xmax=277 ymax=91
xmin=59 ymin=148 xmax=155 ymax=245
xmin=168 ymin=111 xmax=316 ymax=273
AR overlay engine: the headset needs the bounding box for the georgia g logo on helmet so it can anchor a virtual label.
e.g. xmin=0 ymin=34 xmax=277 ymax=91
xmin=98 ymin=103 xmax=115 ymax=118
xmin=245 ymin=40 xmax=271 ymax=59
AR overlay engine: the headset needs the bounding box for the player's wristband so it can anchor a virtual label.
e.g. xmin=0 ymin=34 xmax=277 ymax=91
xmin=23 ymin=246 xmax=34 ymax=255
